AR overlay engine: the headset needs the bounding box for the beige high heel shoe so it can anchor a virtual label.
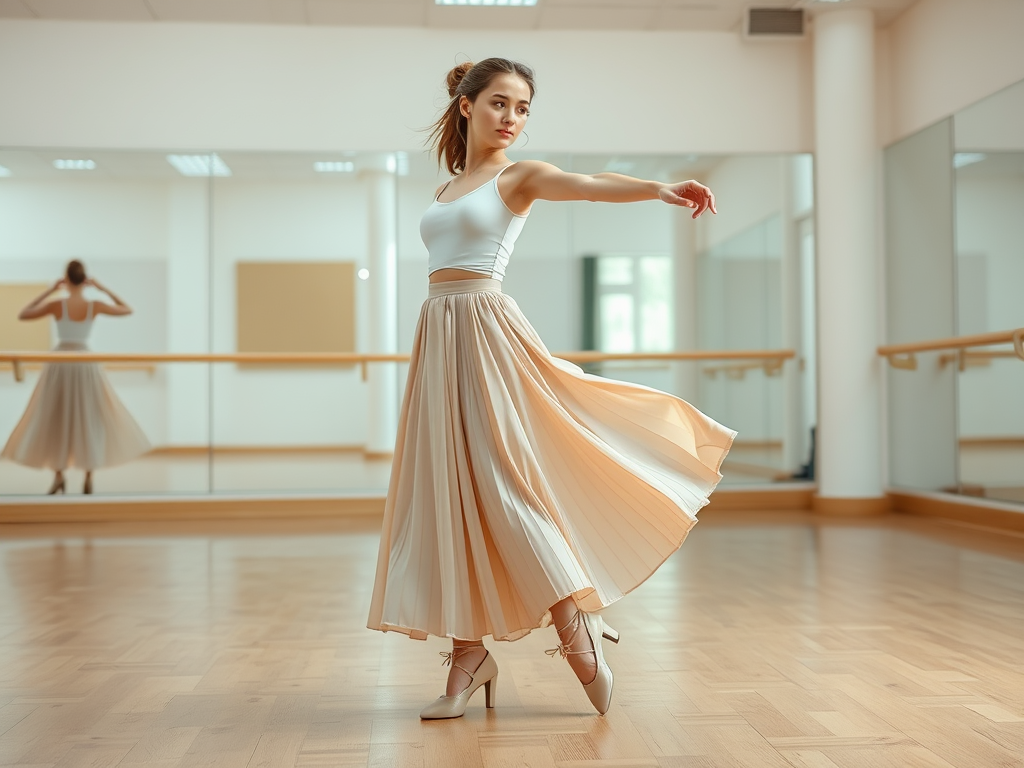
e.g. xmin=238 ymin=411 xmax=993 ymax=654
xmin=47 ymin=474 xmax=66 ymax=495
xmin=546 ymin=610 xmax=620 ymax=715
xmin=419 ymin=647 xmax=498 ymax=720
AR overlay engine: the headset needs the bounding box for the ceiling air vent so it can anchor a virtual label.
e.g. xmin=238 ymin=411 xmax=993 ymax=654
xmin=743 ymin=8 xmax=805 ymax=40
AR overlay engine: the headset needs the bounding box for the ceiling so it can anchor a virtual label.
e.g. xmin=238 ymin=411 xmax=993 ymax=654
xmin=0 ymin=0 xmax=920 ymax=31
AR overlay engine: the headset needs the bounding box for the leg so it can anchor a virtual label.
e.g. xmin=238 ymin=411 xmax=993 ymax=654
xmin=83 ymin=471 xmax=93 ymax=494
xmin=47 ymin=471 xmax=65 ymax=495
xmin=550 ymin=596 xmax=598 ymax=685
xmin=446 ymin=639 xmax=488 ymax=697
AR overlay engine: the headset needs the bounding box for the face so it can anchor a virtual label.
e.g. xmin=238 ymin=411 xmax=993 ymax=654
xmin=461 ymin=73 xmax=532 ymax=151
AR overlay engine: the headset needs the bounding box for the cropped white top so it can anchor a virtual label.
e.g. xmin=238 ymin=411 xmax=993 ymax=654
xmin=56 ymin=299 xmax=94 ymax=345
xmin=421 ymin=164 xmax=528 ymax=281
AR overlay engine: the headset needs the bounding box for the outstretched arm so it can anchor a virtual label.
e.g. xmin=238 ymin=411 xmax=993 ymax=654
xmin=511 ymin=160 xmax=717 ymax=219
xmin=18 ymin=280 xmax=63 ymax=320
xmin=88 ymin=278 xmax=133 ymax=316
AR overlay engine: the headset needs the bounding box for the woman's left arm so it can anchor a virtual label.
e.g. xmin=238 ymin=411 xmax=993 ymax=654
xmin=512 ymin=160 xmax=717 ymax=219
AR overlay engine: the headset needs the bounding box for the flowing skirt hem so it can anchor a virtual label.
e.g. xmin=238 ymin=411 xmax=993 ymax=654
xmin=367 ymin=281 xmax=737 ymax=643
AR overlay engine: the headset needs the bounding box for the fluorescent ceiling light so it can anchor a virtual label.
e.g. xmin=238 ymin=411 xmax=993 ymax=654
xmin=0 ymin=165 xmax=11 ymax=177
xmin=436 ymin=0 xmax=538 ymax=6
xmin=314 ymin=161 xmax=355 ymax=173
xmin=953 ymin=153 xmax=986 ymax=169
xmin=166 ymin=154 xmax=232 ymax=177
xmin=53 ymin=159 xmax=96 ymax=170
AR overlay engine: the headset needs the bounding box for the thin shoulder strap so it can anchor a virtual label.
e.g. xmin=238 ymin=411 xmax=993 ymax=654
xmin=493 ymin=163 xmax=515 ymax=182
xmin=435 ymin=178 xmax=454 ymax=202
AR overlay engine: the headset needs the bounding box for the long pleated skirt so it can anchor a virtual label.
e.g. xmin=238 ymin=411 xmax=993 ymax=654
xmin=367 ymin=279 xmax=736 ymax=642
xmin=1 ymin=343 xmax=151 ymax=471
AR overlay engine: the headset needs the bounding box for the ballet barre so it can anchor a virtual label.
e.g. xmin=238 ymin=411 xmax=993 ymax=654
xmin=877 ymin=328 xmax=1024 ymax=371
xmin=0 ymin=350 xmax=796 ymax=383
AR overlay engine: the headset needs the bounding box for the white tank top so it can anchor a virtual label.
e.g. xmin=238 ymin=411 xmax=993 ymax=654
xmin=55 ymin=299 xmax=94 ymax=345
xmin=420 ymin=164 xmax=528 ymax=281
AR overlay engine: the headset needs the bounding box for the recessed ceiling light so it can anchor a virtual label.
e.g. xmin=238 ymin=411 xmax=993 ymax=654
xmin=166 ymin=153 xmax=232 ymax=177
xmin=436 ymin=0 xmax=538 ymax=6
xmin=0 ymin=165 xmax=11 ymax=177
xmin=358 ymin=268 xmax=370 ymax=280
xmin=53 ymin=159 xmax=96 ymax=170
xmin=314 ymin=161 xmax=355 ymax=173
xmin=953 ymin=153 xmax=986 ymax=169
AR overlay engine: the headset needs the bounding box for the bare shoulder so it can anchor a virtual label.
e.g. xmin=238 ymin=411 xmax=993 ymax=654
xmin=509 ymin=159 xmax=560 ymax=178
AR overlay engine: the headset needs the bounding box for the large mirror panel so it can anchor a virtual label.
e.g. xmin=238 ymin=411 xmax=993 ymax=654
xmin=953 ymin=79 xmax=1024 ymax=504
xmin=2 ymin=147 xmax=818 ymax=498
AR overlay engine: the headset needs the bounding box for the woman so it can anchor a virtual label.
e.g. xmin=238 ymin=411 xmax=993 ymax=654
xmin=2 ymin=260 xmax=151 ymax=494
xmin=367 ymin=59 xmax=736 ymax=719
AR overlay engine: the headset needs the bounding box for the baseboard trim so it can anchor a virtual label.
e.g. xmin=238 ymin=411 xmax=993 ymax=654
xmin=0 ymin=495 xmax=385 ymax=524
xmin=147 ymin=445 xmax=365 ymax=456
xmin=704 ymin=485 xmax=814 ymax=511
xmin=813 ymin=495 xmax=891 ymax=516
xmin=889 ymin=490 xmax=1024 ymax=533
xmin=0 ymin=485 xmax=815 ymax=524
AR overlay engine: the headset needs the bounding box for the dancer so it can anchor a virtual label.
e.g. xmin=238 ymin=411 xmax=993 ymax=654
xmin=2 ymin=260 xmax=151 ymax=494
xmin=367 ymin=58 xmax=736 ymax=719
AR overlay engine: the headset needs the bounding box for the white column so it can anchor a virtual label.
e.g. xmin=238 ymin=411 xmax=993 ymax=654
xmin=813 ymin=8 xmax=886 ymax=512
xmin=363 ymin=163 xmax=398 ymax=456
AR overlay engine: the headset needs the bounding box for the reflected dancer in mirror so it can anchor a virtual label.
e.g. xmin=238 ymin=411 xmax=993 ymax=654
xmin=2 ymin=260 xmax=151 ymax=494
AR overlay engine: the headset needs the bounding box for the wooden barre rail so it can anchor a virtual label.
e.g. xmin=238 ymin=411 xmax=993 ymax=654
xmin=0 ymin=349 xmax=796 ymax=383
xmin=878 ymin=328 xmax=1024 ymax=371
xmin=702 ymin=359 xmax=786 ymax=379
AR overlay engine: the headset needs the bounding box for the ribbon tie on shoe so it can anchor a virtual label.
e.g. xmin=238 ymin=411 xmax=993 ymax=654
xmin=545 ymin=643 xmax=572 ymax=659
xmin=439 ymin=651 xmax=455 ymax=667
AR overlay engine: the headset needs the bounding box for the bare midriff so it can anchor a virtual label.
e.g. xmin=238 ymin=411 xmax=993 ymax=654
xmin=429 ymin=268 xmax=493 ymax=284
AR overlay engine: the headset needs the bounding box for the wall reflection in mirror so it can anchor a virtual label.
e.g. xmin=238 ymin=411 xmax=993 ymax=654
xmin=884 ymin=76 xmax=1024 ymax=505
xmin=1 ymin=148 xmax=818 ymax=497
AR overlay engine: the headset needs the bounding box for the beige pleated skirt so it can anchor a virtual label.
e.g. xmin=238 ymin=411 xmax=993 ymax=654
xmin=367 ymin=279 xmax=736 ymax=642
xmin=1 ymin=342 xmax=151 ymax=471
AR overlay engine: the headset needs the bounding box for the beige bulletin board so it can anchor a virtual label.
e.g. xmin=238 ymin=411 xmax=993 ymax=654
xmin=0 ymin=284 xmax=53 ymax=351
xmin=236 ymin=262 xmax=356 ymax=355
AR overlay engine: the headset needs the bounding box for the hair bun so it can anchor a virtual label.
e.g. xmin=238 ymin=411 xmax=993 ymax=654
xmin=446 ymin=61 xmax=474 ymax=98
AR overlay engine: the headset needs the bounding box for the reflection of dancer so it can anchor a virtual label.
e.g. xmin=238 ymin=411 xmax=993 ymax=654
xmin=2 ymin=260 xmax=150 ymax=494
xmin=367 ymin=59 xmax=736 ymax=720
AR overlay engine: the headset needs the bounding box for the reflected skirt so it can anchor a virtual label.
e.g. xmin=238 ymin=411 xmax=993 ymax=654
xmin=367 ymin=279 xmax=736 ymax=642
xmin=1 ymin=343 xmax=151 ymax=471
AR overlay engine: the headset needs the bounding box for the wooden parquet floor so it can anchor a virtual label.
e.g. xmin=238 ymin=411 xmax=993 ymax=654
xmin=1 ymin=512 xmax=1023 ymax=767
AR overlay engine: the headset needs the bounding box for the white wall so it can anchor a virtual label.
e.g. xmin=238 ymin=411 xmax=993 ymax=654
xmin=884 ymin=0 xmax=1024 ymax=144
xmin=0 ymin=20 xmax=813 ymax=155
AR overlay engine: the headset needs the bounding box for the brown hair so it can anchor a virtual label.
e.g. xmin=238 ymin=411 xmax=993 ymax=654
xmin=427 ymin=58 xmax=536 ymax=176
xmin=66 ymin=260 xmax=87 ymax=286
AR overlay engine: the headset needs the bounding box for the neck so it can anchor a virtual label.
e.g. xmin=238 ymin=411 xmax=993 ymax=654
xmin=463 ymin=142 xmax=507 ymax=176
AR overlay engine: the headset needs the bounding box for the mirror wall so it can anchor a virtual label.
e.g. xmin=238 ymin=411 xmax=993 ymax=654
xmin=883 ymin=77 xmax=1024 ymax=505
xmin=0 ymin=148 xmax=817 ymax=497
